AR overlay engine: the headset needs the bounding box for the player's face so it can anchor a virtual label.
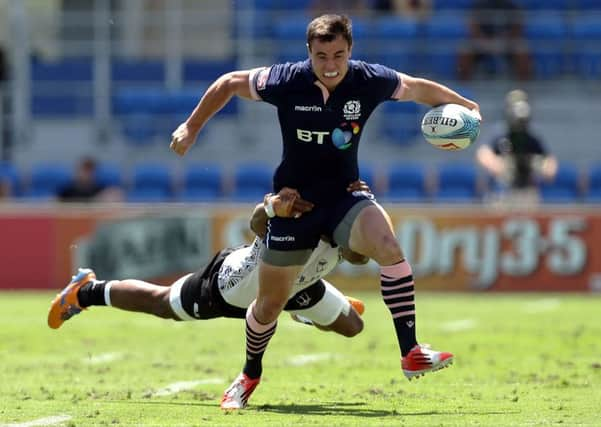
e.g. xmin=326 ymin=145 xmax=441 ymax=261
xmin=308 ymin=35 xmax=351 ymax=91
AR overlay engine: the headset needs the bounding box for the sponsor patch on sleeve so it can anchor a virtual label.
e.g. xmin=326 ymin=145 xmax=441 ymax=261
xmin=256 ymin=67 xmax=270 ymax=91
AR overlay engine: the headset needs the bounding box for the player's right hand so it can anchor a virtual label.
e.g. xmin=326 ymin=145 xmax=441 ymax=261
xmin=170 ymin=122 xmax=197 ymax=156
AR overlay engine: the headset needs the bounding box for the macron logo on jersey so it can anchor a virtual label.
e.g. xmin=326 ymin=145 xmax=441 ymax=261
xmin=270 ymin=235 xmax=295 ymax=242
xmin=295 ymin=105 xmax=322 ymax=112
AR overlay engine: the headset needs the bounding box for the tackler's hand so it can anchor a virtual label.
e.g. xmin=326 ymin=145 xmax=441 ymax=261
xmin=347 ymin=180 xmax=371 ymax=194
xmin=267 ymin=187 xmax=314 ymax=218
xmin=170 ymin=122 xmax=198 ymax=156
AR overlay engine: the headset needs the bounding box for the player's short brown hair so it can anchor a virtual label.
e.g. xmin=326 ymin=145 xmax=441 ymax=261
xmin=306 ymin=14 xmax=353 ymax=48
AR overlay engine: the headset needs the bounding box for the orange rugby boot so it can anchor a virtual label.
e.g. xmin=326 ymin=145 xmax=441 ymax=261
xmin=47 ymin=268 xmax=96 ymax=329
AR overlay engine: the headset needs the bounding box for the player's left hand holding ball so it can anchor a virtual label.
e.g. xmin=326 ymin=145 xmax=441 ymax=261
xmin=170 ymin=122 xmax=198 ymax=156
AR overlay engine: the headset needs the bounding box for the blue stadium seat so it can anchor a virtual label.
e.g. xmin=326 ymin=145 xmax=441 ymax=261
xmin=253 ymin=0 xmax=311 ymax=10
xmin=111 ymin=59 xmax=165 ymax=83
xmin=183 ymin=59 xmax=236 ymax=82
xmin=540 ymin=164 xmax=580 ymax=203
xmin=126 ymin=188 xmax=171 ymax=203
xmin=31 ymin=57 xmax=94 ymax=117
xmin=0 ymin=162 xmax=21 ymax=197
xmin=570 ymin=16 xmax=601 ymax=79
xmin=423 ymin=13 xmax=468 ymax=79
xmin=128 ymin=163 xmax=172 ymax=202
xmin=386 ymin=163 xmax=428 ymax=202
xmin=179 ymin=164 xmax=223 ymax=201
xmin=31 ymin=56 xmax=93 ymax=82
xmin=434 ymin=163 xmax=479 ymax=203
xmin=26 ymin=163 xmax=73 ymax=199
xmin=232 ymin=163 xmax=273 ymax=201
xmin=273 ymin=15 xmax=311 ymax=62
xmin=113 ymin=88 xmax=162 ymax=116
xmin=372 ymin=17 xmax=420 ymax=73
xmin=432 ymin=0 xmax=474 ymax=10
xmin=379 ymin=101 xmax=421 ymax=145
xmin=514 ymin=0 xmax=571 ymax=10
xmin=273 ymin=15 xmax=309 ymax=41
xmin=121 ymin=113 xmax=159 ymax=146
xmin=525 ymin=13 xmax=568 ymax=78
xmin=31 ymin=94 xmax=94 ymax=117
xmin=95 ymin=163 xmax=123 ymax=188
xmin=576 ymin=0 xmax=601 ymax=9
xmin=586 ymin=164 xmax=601 ymax=203
xmin=113 ymin=86 xmax=230 ymax=144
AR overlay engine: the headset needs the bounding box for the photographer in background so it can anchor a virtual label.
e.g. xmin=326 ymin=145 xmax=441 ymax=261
xmin=476 ymin=89 xmax=557 ymax=206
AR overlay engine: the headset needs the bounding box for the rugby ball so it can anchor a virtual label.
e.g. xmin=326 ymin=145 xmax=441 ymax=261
xmin=421 ymin=104 xmax=481 ymax=151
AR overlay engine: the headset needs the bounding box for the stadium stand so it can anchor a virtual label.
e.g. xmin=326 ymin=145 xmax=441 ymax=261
xmin=3 ymin=1 xmax=600 ymax=206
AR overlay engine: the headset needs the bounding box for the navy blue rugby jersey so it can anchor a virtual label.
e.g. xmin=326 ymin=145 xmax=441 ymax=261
xmin=249 ymin=59 xmax=404 ymax=203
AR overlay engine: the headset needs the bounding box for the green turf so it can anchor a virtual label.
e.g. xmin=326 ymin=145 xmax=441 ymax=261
xmin=1 ymin=292 xmax=600 ymax=426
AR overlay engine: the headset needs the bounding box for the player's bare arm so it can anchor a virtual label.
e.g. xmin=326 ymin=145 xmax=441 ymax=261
xmin=170 ymin=69 xmax=255 ymax=156
xmin=396 ymin=72 xmax=481 ymax=116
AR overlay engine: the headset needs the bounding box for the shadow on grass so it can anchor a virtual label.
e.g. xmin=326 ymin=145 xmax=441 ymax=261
xmin=255 ymin=402 xmax=519 ymax=418
xmin=109 ymin=400 xmax=519 ymax=418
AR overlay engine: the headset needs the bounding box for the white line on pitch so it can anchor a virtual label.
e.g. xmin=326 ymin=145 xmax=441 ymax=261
xmin=152 ymin=378 xmax=225 ymax=397
xmin=440 ymin=319 xmax=477 ymax=332
xmin=287 ymin=353 xmax=337 ymax=366
xmin=83 ymin=352 xmax=123 ymax=365
xmin=523 ymin=298 xmax=561 ymax=313
xmin=0 ymin=415 xmax=72 ymax=427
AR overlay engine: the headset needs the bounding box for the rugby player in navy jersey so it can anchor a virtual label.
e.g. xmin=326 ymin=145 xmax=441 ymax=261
xmin=170 ymin=14 xmax=481 ymax=409
xmin=48 ymin=185 xmax=367 ymax=336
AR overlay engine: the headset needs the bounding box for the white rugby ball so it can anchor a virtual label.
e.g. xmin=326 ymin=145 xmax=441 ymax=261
xmin=421 ymin=104 xmax=481 ymax=150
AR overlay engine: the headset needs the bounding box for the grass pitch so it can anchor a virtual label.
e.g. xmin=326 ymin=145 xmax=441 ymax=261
xmin=0 ymin=291 xmax=600 ymax=426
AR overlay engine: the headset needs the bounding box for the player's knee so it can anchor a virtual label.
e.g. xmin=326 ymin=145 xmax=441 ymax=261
xmin=255 ymin=298 xmax=286 ymax=323
xmin=373 ymin=234 xmax=403 ymax=264
xmin=345 ymin=313 xmax=364 ymax=337
xmin=154 ymin=288 xmax=177 ymax=319
xmin=331 ymin=311 xmax=364 ymax=337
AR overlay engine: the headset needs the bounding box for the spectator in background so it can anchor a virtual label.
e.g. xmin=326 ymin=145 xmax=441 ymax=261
xmin=458 ymin=0 xmax=531 ymax=80
xmin=476 ymin=89 xmax=557 ymax=206
xmin=371 ymin=0 xmax=432 ymax=21
xmin=58 ymin=157 xmax=122 ymax=202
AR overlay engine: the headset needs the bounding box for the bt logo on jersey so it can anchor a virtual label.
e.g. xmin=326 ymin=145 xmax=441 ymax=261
xmin=296 ymin=129 xmax=330 ymax=144
xmin=297 ymin=124 xmax=360 ymax=150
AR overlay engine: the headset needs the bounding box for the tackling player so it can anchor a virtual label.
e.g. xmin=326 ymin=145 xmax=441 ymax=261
xmin=48 ymin=185 xmax=367 ymax=339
